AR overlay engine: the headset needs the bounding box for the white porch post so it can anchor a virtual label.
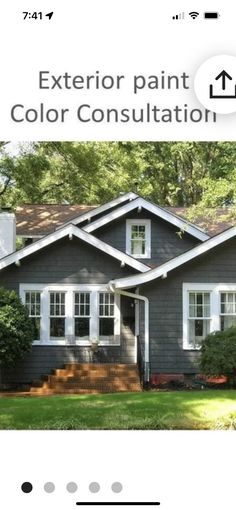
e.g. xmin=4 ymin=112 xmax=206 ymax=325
xmin=109 ymin=284 xmax=150 ymax=382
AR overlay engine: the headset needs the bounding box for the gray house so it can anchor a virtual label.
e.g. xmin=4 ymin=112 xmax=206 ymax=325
xmin=0 ymin=192 xmax=235 ymax=392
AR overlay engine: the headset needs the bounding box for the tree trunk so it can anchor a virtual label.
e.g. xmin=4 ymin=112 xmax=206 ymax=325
xmin=0 ymin=366 xmax=3 ymax=390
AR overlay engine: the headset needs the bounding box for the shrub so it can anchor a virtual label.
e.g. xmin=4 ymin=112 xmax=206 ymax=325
xmin=200 ymin=326 xmax=236 ymax=386
xmin=0 ymin=287 xmax=34 ymax=368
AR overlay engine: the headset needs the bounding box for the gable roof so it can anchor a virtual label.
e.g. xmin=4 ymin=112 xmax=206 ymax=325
xmin=111 ymin=226 xmax=236 ymax=289
xmin=0 ymin=224 xmax=150 ymax=273
xmin=16 ymin=192 xmax=138 ymax=237
xmin=83 ymin=197 xmax=209 ymax=242
xmin=55 ymin=192 xmax=139 ymax=229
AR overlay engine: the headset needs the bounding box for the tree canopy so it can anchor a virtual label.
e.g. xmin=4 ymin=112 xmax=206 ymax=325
xmin=1 ymin=141 xmax=236 ymax=223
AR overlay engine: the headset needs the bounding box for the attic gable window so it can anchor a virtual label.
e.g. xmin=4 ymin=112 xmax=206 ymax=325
xmin=126 ymin=219 xmax=151 ymax=259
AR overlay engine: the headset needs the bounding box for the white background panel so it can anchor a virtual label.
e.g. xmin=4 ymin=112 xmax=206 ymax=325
xmin=1 ymin=431 xmax=235 ymax=509
xmin=0 ymin=0 xmax=235 ymax=139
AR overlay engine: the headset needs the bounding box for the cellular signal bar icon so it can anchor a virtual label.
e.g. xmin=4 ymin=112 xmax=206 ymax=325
xmin=172 ymin=12 xmax=185 ymax=20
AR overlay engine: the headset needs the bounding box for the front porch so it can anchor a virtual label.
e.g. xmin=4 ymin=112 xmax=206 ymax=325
xmin=2 ymin=286 xmax=148 ymax=392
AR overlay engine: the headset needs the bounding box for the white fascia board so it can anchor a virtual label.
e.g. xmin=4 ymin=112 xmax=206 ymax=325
xmin=56 ymin=192 xmax=138 ymax=229
xmin=18 ymin=235 xmax=43 ymax=239
xmin=112 ymin=226 xmax=236 ymax=289
xmin=84 ymin=197 xmax=209 ymax=242
xmin=0 ymin=223 xmax=150 ymax=273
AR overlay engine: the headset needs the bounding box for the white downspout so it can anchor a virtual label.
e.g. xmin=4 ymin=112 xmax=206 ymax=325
xmin=109 ymin=282 xmax=150 ymax=382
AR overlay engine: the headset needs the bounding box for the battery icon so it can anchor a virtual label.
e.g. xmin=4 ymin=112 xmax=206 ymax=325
xmin=204 ymin=12 xmax=219 ymax=18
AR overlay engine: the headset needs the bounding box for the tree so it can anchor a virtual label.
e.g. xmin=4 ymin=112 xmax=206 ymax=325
xmin=200 ymin=327 xmax=236 ymax=386
xmin=0 ymin=288 xmax=34 ymax=385
xmin=1 ymin=141 xmax=236 ymax=223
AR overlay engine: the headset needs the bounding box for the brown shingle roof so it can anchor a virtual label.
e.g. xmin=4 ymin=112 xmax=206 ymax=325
xmin=16 ymin=204 xmax=97 ymax=236
xmin=15 ymin=203 xmax=235 ymax=237
xmin=167 ymin=207 xmax=234 ymax=236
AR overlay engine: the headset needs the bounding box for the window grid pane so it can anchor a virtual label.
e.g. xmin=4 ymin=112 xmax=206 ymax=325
xmin=50 ymin=318 xmax=65 ymax=337
xmin=25 ymin=291 xmax=41 ymax=317
xmin=74 ymin=292 xmax=90 ymax=317
xmin=221 ymin=292 xmax=236 ymax=315
xmin=189 ymin=318 xmax=210 ymax=349
xmin=188 ymin=292 xmax=210 ymax=318
xmin=99 ymin=293 xmax=115 ymax=317
xmin=130 ymin=224 xmax=146 ymax=255
xmin=220 ymin=292 xmax=236 ymax=331
xmin=75 ymin=317 xmax=90 ymax=338
xmin=50 ymin=292 xmax=66 ymax=316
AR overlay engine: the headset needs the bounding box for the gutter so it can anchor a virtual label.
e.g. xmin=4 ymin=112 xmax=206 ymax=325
xmin=109 ymin=282 xmax=150 ymax=382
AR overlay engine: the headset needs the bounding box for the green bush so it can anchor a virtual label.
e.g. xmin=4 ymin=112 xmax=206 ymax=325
xmin=200 ymin=326 xmax=236 ymax=385
xmin=0 ymin=287 xmax=34 ymax=367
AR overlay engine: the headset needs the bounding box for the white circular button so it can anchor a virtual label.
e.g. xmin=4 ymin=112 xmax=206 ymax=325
xmin=194 ymin=55 xmax=236 ymax=114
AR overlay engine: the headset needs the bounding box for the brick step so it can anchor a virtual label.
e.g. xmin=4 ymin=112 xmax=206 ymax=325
xmin=30 ymin=363 xmax=141 ymax=394
xmin=31 ymin=382 xmax=141 ymax=393
xmin=48 ymin=375 xmax=140 ymax=384
xmin=30 ymin=388 xmax=137 ymax=395
xmin=44 ymin=382 xmax=141 ymax=390
xmin=64 ymin=363 xmax=136 ymax=371
xmin=31 ymin=382 xmax=141 ymax=392
xmin=53 ymin=369 xmax=139 ymax=378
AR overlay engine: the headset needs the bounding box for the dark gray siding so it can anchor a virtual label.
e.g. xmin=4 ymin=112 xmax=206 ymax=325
xmin=139 ymin=235 xmax=236 ymax=375
xmin=0 ymin=238 xmax=136 ymax=385
xmin=0 ymin=236 xmax=136 ymax=290
xmin=96 ymin=210 xmax=199 ymax=267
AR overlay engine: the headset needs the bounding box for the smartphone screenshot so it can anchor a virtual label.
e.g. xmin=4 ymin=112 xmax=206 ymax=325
xmin=0 ymin=1 xmax=235 ymax=509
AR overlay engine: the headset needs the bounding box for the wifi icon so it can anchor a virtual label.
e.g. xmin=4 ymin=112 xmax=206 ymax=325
xmin=189 ymin=11 xmax=199 ymax=19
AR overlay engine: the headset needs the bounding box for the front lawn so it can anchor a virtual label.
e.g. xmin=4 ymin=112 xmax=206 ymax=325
xmin=0 ymin=390 xmax=236 ymax=430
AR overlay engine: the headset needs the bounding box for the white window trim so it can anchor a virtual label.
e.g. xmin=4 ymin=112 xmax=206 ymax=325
xmin=126 ymin=219 xmax=151 ymax=259
xmin=183 ymin=283 xmax=236 ymax=350
xmin=20 ymin=284 xmax=121 ymax=346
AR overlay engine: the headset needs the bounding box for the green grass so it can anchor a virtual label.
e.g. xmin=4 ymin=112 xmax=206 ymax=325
xmin=0 ymin=390 xmax=236 ymax=430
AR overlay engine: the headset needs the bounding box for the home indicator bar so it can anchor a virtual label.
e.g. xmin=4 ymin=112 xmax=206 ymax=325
xmin=76 ymin=503 xmax=161 ymax=507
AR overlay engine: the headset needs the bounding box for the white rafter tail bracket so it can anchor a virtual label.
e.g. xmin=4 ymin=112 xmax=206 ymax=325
xmin=15 ymin=259 xmax=21 ymax=267
xmin=69 ymin=232 xmax=73 ymax=241
xmin=162 ymin=272 xmax=167 ymax=279
xmin=120 ymin=260 xmax=125 ymax=268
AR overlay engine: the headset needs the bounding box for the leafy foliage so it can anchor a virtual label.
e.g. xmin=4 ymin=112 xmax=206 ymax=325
xmin=200 ymin=327 xmax=236 ymax=384
xmin=0 ymin=287 xmax=34 ymax=367
xmin=1 ymin=141 xmax=236 ymax=225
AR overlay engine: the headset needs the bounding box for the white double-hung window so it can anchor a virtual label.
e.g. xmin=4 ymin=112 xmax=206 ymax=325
xmin=25 ymin=290 xmax=41 ymax=340
xmin=183 ymin=284 xmax=236 ymax=349
xmin=220 ymin=292 xmax=236 ymax=330
xmin=50 ymin=291 xmax=66 ymax=339
xmin=99 ymin=292 xmax=115 ymax=338
xmin=20 ymin=284 xmax=120 ymax=346
xmin=188 ymin=292 xmax=211 ymax=349
xmin=74 ymin=292 xmax=90 ymax=340
xmin=126 ymin=219 xmax=151 ymax=258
